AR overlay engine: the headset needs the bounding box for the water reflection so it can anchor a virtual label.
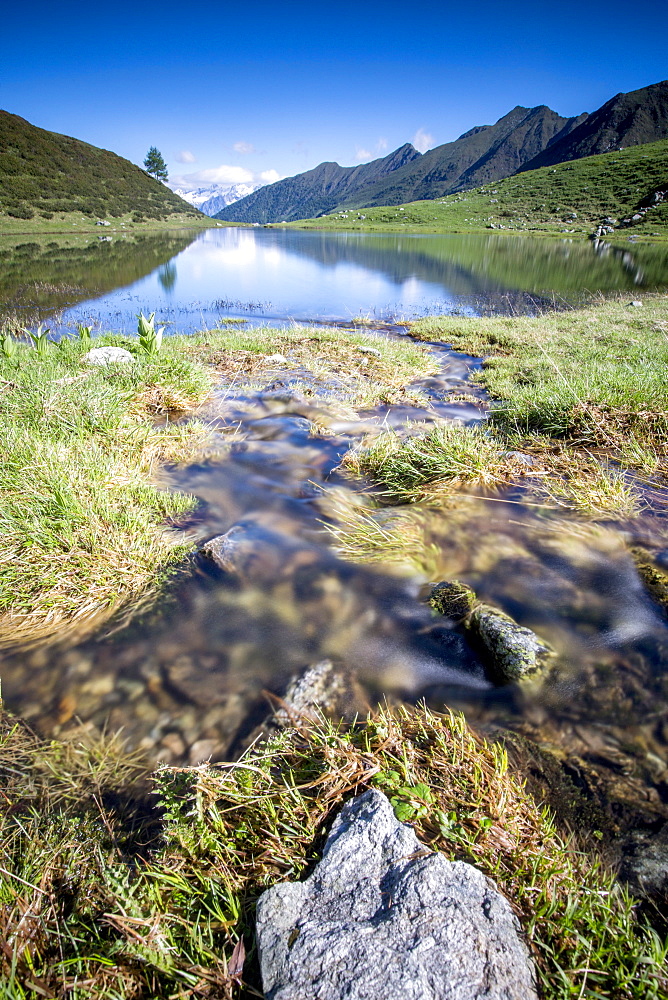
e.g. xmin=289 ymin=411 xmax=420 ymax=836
xmin=3 ymin=227 xmax=668 ymax=335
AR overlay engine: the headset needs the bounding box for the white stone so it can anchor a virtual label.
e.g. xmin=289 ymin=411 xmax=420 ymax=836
xmin=84 ymin=347 xmax=135 ymax=366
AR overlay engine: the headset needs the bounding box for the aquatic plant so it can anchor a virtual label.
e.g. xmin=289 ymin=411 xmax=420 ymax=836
xmin=344 ymin=422 xmax=502 ymax=503
xmin=76 ymin=322 xmax=93 ymax=347
xmin=0 ymin=331 xmax=17 ymax=359
xmin=27 ymin=323 xmax=53 ymax=359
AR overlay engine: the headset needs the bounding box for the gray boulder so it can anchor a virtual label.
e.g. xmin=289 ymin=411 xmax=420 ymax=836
xmin=256 ymin=789 xmax=537 ymax=1000
xmin=84 ymin=346 xmax=134 ymax=366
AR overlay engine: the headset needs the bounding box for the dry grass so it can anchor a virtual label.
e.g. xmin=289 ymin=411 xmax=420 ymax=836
xmin=1 ymin=703 xmax=665 ymax=999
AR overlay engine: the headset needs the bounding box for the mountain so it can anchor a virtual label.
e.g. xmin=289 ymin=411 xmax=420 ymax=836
xmin=337 ymin=105 xmax=588 ymax=211
xmin=0 ymin=110 xmax=203 ymax=223
xmin=519 ymin=80 xmax=668 ymax=172
xmin=304 ymin=138 xmax=668 ymax=240
xmin=215 ymin=143 xmax=422 ymax=224
xmin=168 ymin=181 xmax=263 ymax=216
xmin=216 ymin=79 xmax=668 ymax=226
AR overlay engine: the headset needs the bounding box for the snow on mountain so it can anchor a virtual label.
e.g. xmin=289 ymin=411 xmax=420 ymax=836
xmin=169 ymin=182 xmax=263 ymax=216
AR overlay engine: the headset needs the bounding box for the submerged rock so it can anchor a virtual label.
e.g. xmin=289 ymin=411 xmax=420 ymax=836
xmin=469 ymin=604 xmax=554 ymax=683
xmin=620 ymin=823 xmax=668 ymax=905
xmin=273 ymin=658 xmax=352 ymax=726
xmin=428 ymin=580 xmax=554 ymax=682
xmin=630 ymin=547 xmax=668 ymax=609
xmin=428 ymin=580 xmax=476 ymax=621
xmin=256 ymin=788 xmax=537 ymax=1000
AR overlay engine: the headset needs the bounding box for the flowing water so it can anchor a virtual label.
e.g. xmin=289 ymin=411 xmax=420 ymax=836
xmin=2 ymin=227 xmax=668 ymax=844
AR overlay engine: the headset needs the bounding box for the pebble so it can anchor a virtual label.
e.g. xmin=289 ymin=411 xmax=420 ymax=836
xmin=188 ymin=738 xmax=221 ymax=764
xmin=628 ymin=301 xmax=643 ymax=308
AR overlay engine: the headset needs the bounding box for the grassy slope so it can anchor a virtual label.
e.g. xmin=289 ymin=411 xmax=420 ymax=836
xmin=0 ymin=109 xmax=217 ymax=234
xmin=287 ymin=139 xmax=668 ymax=238
xmin=1 ymin=704 xmax=665 ymax=999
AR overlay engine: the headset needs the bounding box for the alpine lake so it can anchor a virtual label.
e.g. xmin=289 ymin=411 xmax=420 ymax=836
xmin=3 ymin=224 xmax=668 ymax=852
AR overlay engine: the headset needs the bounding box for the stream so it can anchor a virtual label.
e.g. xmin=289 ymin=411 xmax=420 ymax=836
xmin=2 ymin=227 xmax=668 ymax=856
xmin=2 ymin=327 xmax=668 ymax=849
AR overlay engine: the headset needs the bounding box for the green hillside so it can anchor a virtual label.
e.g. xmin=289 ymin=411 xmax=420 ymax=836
xmin=0 ymin=111 xmax=207 ymax=230
xmin=290 ymin=139 xmax=668 ymax=238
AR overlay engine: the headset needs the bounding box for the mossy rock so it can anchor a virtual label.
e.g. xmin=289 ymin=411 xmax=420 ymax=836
xmin=468 ymin=604 xmax=555 ymax=683
xmin=428 ymin=580 xmax=476 ymax=620
xmin=630 ymin=547 xmax=668 ymax=609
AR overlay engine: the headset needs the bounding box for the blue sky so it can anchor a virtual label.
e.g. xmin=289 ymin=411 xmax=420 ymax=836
xmin=2 ymin=0 xmax=667 ymax=189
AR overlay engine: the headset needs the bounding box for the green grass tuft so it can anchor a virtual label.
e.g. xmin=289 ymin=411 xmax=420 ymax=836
xmin=344 ymin=423 xmax=503 ymax=503
xmin=0 ymin=334 xmax=213 ymax=645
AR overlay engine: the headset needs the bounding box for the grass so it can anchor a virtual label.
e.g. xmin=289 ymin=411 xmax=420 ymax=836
xmin=287 ymin=139 xmax=668 ymax=239
xmin=1 ymin=701 xmax=665 ymax=1000
xmin=0 ymin=320 xmax=436 ymax=644
xmin=343 ymin=422 xmax=504 ymax=503
xmin=179 ymin=323 xmax=437 ymax=408
xmin=0 ymin=331 xmax=213 ymax=646
xmin=410 ymin=296 xmax=668 ymax=458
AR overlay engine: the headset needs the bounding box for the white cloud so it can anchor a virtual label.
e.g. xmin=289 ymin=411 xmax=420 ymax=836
xmin=176 ymin=150 xmax=196 ymax=163
xmin=233 ymin=141 xmax=256 ymax=154
xmin=412 ymin=128 xmax=434 ymax=153
xmin=188 ymin=164 xmax=255 ymax=185
xmin=259 ymin=169 xmax=281 ymax=183
xmin=354 ymin=138 xmax=391 ymax=163
xmin=355 ymin=147 xmax=374 ymax=162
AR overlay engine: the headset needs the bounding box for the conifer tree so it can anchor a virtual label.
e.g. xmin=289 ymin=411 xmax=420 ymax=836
xmin=143 ymin=147 xmax=168 ymax=182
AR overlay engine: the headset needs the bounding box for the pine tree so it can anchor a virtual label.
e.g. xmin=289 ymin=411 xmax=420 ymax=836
xmin=143 ymin=147 xmax=168 ymax=182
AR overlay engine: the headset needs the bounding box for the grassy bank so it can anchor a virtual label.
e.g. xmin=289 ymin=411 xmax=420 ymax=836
xmin=286 ymin=139 xmax=668 ymax=239
xmin=0 ymin=332 xmax=214 ymax=646
xmin=332 ymin=296 xmax=668 ymax=569
xmin=411 ymin=295 xmax=668 ymax=453
xmin=0 ymin=211 xmax=220 ymax=237
xmin=0 ymin=321 xmax=434 ymax=644
xmin=1 ymin=702 xmax=665 ymax=999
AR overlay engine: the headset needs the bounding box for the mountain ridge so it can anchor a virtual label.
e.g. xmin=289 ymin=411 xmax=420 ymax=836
xmin=215 ymin=143 xmax=421 ymax=224
xmin=519 ymin=79 xmax=668 ymax=171
xmin=216 ymin=79 xmax=668 ymax=225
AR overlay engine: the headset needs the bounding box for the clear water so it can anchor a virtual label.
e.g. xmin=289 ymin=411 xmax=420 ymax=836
xmin=3 ymin=227 xmax=668 ymax=333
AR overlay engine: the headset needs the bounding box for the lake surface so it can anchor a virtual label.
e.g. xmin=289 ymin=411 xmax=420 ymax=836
xmin=3 ymin=227 xmax=668 ymax=332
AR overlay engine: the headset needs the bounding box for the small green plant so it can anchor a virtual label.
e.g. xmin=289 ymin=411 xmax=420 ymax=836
xmin=27 ymin=324 xmax=53 ymax=359
xmin=137 ymin=311 xmax=164 ymax=355
xmin=76 ymin=323 xmax=93 ymax=347
xmin=0 ymin=332 xmax=17 ymax=359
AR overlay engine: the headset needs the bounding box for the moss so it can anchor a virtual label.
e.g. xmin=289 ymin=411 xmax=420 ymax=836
xmin=428 ymin=580 xmax=476 ymax=620
xmin=630 ymin=547 xmax=668 ymax=609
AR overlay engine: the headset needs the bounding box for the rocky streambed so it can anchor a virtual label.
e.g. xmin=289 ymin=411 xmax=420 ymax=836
xmin=1 ymin=323 xmax=668 ymax=910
